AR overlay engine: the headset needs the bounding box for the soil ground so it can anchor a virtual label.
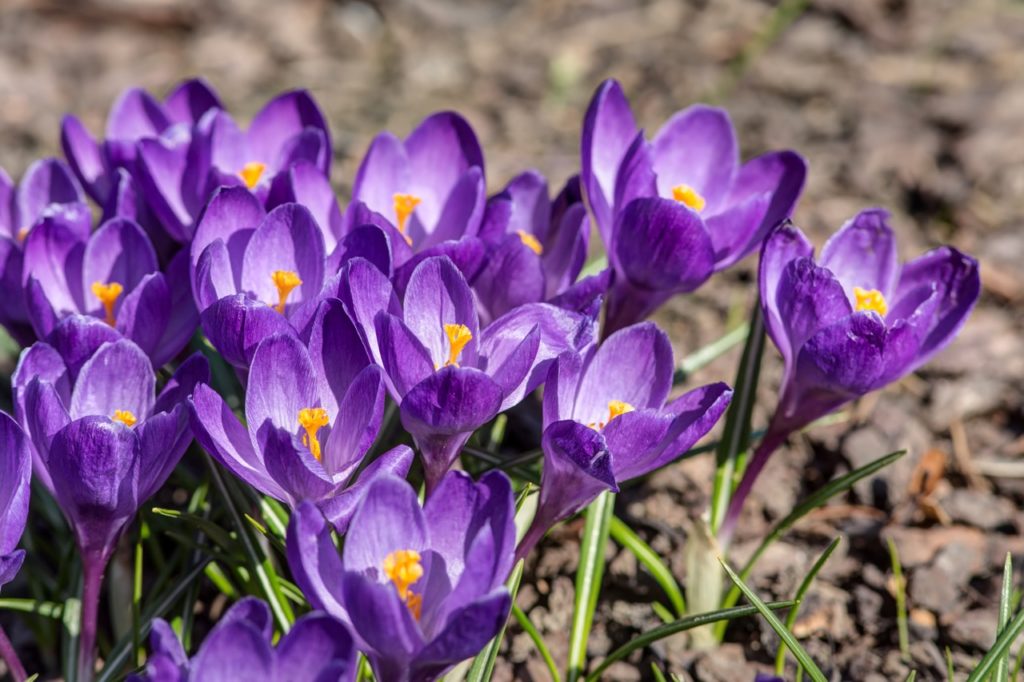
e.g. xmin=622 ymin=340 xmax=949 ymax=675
xmin=1 ymin=0 xmax=1023 ymax=679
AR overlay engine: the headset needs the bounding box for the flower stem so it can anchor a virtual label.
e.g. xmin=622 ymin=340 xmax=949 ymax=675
xmin=0 ymin=624 xmax=27 ymax=682
xmin=717 ymin=428 xmax=788 ymax=547
xmin=78 ymin=553 xmax=108 ymax=682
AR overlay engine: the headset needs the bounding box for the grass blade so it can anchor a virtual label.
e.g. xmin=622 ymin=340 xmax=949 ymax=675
xmin=716 ymin=449 xmax=905 ymax=638
xmin=709 ymin=304 xmax=765 ymax=533
xmin=775 ymin=537 xmax=841 ymax=675
xmin=0 ymin=599 xmax=64 ymax=618
xmin=888 ymin=538 xmax=910 ymax=662
xmin=585 ymin=600 xmax=794 ymax=681
xmin=463 ymin=561 xmax=525 ymax=682
xmin=513 ymin=604 xmax=561 ymax=682
xmin=609 ymin=516 xmax=686 ymax=617
xmin=965 ymin=609 xmax=1024 ymax=681
xmin=996 ymin=552 xmax=1013 ymax=682
xmin=567 ymin=492 xmax=615 ymax=682
xmin=720 ymin=558 xmax=826 ymax=682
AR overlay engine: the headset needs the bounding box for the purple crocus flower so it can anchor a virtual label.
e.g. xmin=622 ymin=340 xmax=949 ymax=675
xmin=287 ymin=471 xmax=515 ymax=682
xmin=61 ymin=79 xmax=222 ymax=208
xmin=15 ymin=332 xmax=207 ymax=680
xmin=0 ymin=158 xmax=84 ymax=345
xmin=21 ymin=211 xmax=197 ymax=367
xmin=344 ymin=112 xmax=485 ymax=257
xmin=517 ymin=322 xmax=732 ymax=560
xmin=719 ymin=209 xmax=980 ymax=542
xmin=130 ymin=597 xmax=356 ymax=682
xmin=347 ymin=255 xmax=597 ymax=493
xmin=190 ymin=302 xmax=412 ymax=533
xmin=136 ymin=89 xmax=330 ymax=242
xmin=473 ymin=172 xmax=608 ymax=323
xmin=0 ymin=412 xmax=31 ymax=592
xmin=580 ymin=79 xmax=807 ymax=333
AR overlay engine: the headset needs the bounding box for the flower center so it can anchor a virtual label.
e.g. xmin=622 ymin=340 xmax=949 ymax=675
xmin=393 ymin=193 xmax=421 ymax=244
xmin=853 ymin=286 xmax=888 ymax=317
xmin=671 ymin=184 xmax=706 ymax=212
xmin=270 ymin=270 xmax=302 ymax=314
xmin=588 ymin=400 xmax=635 ymax=431
xmin=239 ymin=161 xmax=266 ymax=190
xmin=517 ymin=230 xmax=544 ymax=255
xmin=16 ymin=226 xmax=29 ymax=243
xmin=383 ymin=549 xmax=423 ymax=621
xmin=91 ymin=281 xmax=124 ymax=326
xmin=297 ymin=407 xmax=329 ymax=461
xmin=444 ymin=323 xmax=472 ymax=367
xmin=112 ymin=409 xmax=137 ymax=427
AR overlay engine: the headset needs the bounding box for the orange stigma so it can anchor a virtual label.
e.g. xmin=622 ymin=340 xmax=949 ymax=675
xmin=853 ymin=287 xmax=888 ymax=316
xmin=588 ymin=400 xmax=635 ymax=431
xmin=270 ymin=270 xmax=302 ymax=314
xmin=16 ymin=226 xmax=29 ymax=243
xmin=517 ymin=230 xmax=543 ymax=255
xmin=393 ymin=193 xmax=421 ymax=242
xmin=297 ymin=407 xmax=329 ymax=461
xmin=239 ymin=162 xmax=266 ymax=190
xmin=444 ymin=323 xmax=473 ymax=367
xmin=91 ymin=281 xmax=124 ymax=326
xmin=671 ymin=184 xmax=706 ymax=212
xmin=383 ymin=549 xmax=424 ymax=620
xmin=112 ymin=410 xmax=137 ymax=427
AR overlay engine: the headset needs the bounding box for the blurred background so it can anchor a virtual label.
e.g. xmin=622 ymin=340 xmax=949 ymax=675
xmin=1 ymin=0 xmax=1023 ymax=677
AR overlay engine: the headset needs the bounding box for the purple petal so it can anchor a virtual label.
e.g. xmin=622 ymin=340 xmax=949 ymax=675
xmin=651 ymin=105 xmax=738 ymax=210
xmin=152 ymin=248 xmax=200 ymax=367
xmin=403 ymin=256 xmax=479 ymax=369
xmin=542 ymin=203 xmax=590 ymax=299
xmin=350 ymin=132 xmax=409 ymax=222
xmin=262 ymin=424 xmax=336 ymax=504
xmin=374 ymin=312 xmax=435 ymax=400
xmin=70 ymin=339 xmax=155 ymax=420
xmin=417 ymin=167 xmax=485 ymax=248
xmin=392 ymin=237 xmax=486 ymax=300
xmin=580 ymin=79 xmax=638 ymax=241
xmin=23 ymin=379 xmax=70 ymax=488
xmin=240 ymin=204 xmax=325 ymax=310
xmin=115 ymin=272 xmax=169 ymax=357
xmin=12 ymin=341 xmax=70 ymax=422
xmin=0 ymin=169 xmax=10 ymax=236
xmin=307 ymin=299 xmax=373 ymax=418
xmin=759 ymin=222 xmax=815 ymax=364
xmin=0 ymin=413 xmax=32 ymax=555
xmin=266 ymin=161 xmax=342 ymax=252
xmin=795 ymin=313 xmax=888 ymax=400
xmin=190 ymin=186 xmax=265 ymax=293
xmin=327 ymin=224 xmax=393 ymax=278
xmin=321 ymin=365 xmax=385 ymax=480
xmin=190 ymin=383 xmax=287 ymax=500
xmin=405 ymin=112 xmax=485 ymax=230
xmin=106 ymin=87 xmax=171 ymax=140
xmin=45 ymin=315 xmax=122 ymax=381
xmin=274 ymin=613 xmax=356 ymax=681
xmin=163 ymin=78 xmax=222 ymax=125
xmin=191 ymin=620 xmax=274 ymax=682
xmin=247 ymin=333 xmax=320 ymax=444
xmin=135 ymin=137 xmax=192 ymax=243
xmin=14 ymin=158 xmax=82 ymax=230
xmin=542 ymin=350 xmax=584 ymax=428
xmin=337 ymin=257 xmax=402 ymax=367
xmin=613 ymin=132 xmax=657 ymax=218
xmin=473 ymin=236 xmax=546 ymax=322
xmin=574 ymin=321 xmax=673 ymax=425
xmin=247 ymin=90 xmax=331 ymax=175
xmin=154 ymin=352 xmax=210 ymax=415
xmin=286 ymin=501 xmax=348 ymax=620
xmin=343 ymin=475 xmax=427 ymax=573
xmin=340 ymin=572 xmax=422 ymax=676
xmin=136 ymin=404 xmax=191 ymax=501
xmin=535 ymin=420 xmax=618 ymax=530
xmin=80 ymin=218 xmax=159 ymax=319
xmin=199 ymin=294 xmax=297 ymax=368
xmin=414 ymin=590 xmax=511 ymax=678
xmin=61 ymin=115 xmax=111 ymax=203
xmin=502 ymin=170 xmax=551 ymax=241
xmin=820 ymin=208 xmax=900 ymax=300
xmin=319 ymin=445 xmax=414 ymax=535
xmin=22 ymin=207 xmax=89 ymax=324
xmin=193 ymin=240 xmax=237 ymax=311
xmin=773 ymin=257 xmax=852 ymax=375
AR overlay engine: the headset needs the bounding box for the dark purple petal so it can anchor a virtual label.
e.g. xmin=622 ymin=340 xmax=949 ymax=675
xmin=23 ymin=379 xmax=70 ymax=489
xmin=163 ymin=78 xmax=222 ymax=125
xmin=274 ymin=613 xmax=356 ymax=681
xmin=286 ymin=501 xmax=348 ymax=620
xmin=0 ymin=237 xmax=29 ymax=339
xmin=542 ymin=203 xmax=590 ymax=299
xmin=321 ymin=366 xmax=385 ymax=480
xmin=581 ymin=79 xmax=638 ymax=241
xmin=417 ymin=167 xmax=485 ymax=249
xmin=486 ymin=326 xmax=540 ymax=411
xmin=190 ymin=620 xmax=274 ymax=682
xmin=266 ymin=161 xmax=343 ymax=252
xmin=247 ymin=90 xmax=331 ymax=175
xmin=759 ymin=222 xmax=815 ymax=364
xmin=45 ymin=314 xmax=122 ymax=382
xmin=340 ymin=572 xmax=422 ymax=676
xmin=115 ymin=272 xmax=170 ymax=357
xmin=199 ymin=294 xmax=297 ymax=368
xmin=337 ymin=257 xmax=402 ymax=366
xmin=612 ymin=132 xmax=657 ymax=217
xmin=307 ymin=299 xmax=373 ymax=418
xmin=136 ymin=404 xmax=191 ymax=501
xmin=153 ymin=352 xmax=210 ymax=415
xmin=651 ymin=105 xmax=738 ymax=210
xmin=61 ymin=115 xmax=111 ymax=203
xmin=472 ymin=236 xmax=546 ymax=323
xmin=350 ymin=133 xmax=409 ymax=223
xmin=318 ymin=444 xmax=414 ymax=536
xmin=794 ymin=313 xmax=888 ymax=401
xmin=262 ymin=424 xmax=336 ymax=504
xmin=80 ymin=218 xmax=159 ymax=319
xmin=193 ymin=240 xmax=236 ymax=311
xmin=135 ymin=137 xmax=193 ymax=243
xmin=534 ymin=420 xmax=618 ymax=531
xmin=392 ymin=237 xmax=486 ymax=300
xmin=375 ymin=313 xmax=435 ymax=400
xmin=152 ymin=248 xmax=200 ymax=367
xmin=0 ymin=169 xmax=10 ymax=236
xmin=820 ymin=208 xmax=900 ymax=300
xmin=327 ymin=224 xmax=392 ymax=279
xmin=106 ymin=87 xmax=170 ymax=140
xmin=0 ymin=413 xmax=32 ymax=556
xmin=22 ymin=207 xmax=89 ymax=324
xmin=12 ymin=341 xmax=69 ymax=423
xmin=774 ymin=257 xmax=852 ymax=373
xmin=405 ymin=112 xmax=485 ymax=228
xmin=542 ymin=351 xmax=584 ymax=428
xmin=70 ymin=339 xmax=155 ymax=420
xmin=413 ymin=590 xmax=511 ymax=678
xmin=14 ymin=158 xmax=82 ymax=230
xmin=574 ymin=321 xmax=673 ymax=425
xmin=190 ymin=383 xmax=287 ymax=500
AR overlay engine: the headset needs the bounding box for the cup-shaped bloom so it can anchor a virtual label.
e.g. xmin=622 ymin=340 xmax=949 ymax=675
xmin=61 ymin=79 xmax=222 ymax=207
xmin=347 ymin=255 xmax=597 ymax=492
xmin=0 ymin=412 xmax=32 ymax=591
xmin=473 ymin=172 xmax=607 ymax=323
xmin=17 ymin=335 xmax=207 ymax=560
xmin=345 ymin=112 xmax=485 ymax=255
xmin=21 ymin=212 xmax=197 ymax=367
xmin=718 ymin=209 xmax=981 ymax=542
xmin=287 ymin=471 xmax=515 ymax=682
xmin=190 ymin=305 xmax=412 ymax=532
xmin=0 ymin=158 xmax=84 ymax=345
xmin=129 ymin=597 xmax=356 ymax=682
xmin=191 ymin=189 xmax=331 ymax=367
xmin=580 ymin=79 xmax=807 ymax=332
xmin=518 ymin=322 xmax=732 ymax=559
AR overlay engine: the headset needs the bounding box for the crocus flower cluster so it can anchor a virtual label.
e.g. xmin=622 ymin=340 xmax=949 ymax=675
xmin=0 ymin=74 xmax=980 ymax=681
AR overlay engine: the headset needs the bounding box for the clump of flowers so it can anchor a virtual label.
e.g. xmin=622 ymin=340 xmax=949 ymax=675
xmin=0 ymin=77 xmax=979 ymax=681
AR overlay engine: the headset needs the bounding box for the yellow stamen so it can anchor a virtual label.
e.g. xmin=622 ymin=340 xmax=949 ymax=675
xmin=671 ymin=184 xmax=706 ymax=212
xmin=517 ymin=230 xmax=544 ymax=255
xmin=853 ymin=286 xmax=888 ymax=317
xmin=383 ymin=549 xmax=424 ymax=620
xmin=588 ymin=400 xmax=636 ymax=431
xmin=91 ymin=281 xmax=124 ymax=326
xmin=297 ymin=407 xmax=329 ymax=461
xmin=444 ymin=323 xmax=473 ymax=367
xmin=112 ymin=410 xmax=137 ymax=427
xmin=239 ymin=161 xmax=266 ymax=190
xmin=270 ymin=270 xmax=302 ymax=314
xmin=393 ymin=193 xmax=422 ymax=238
xmin=16 ymin=226 xmax=29 ymax=243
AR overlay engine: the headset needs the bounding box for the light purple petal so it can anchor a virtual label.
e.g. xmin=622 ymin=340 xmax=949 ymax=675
xmin=820 ymin=208 xmax=900 ymax=301
xmin=321 ymin=365 xmax=385 ymax=480
xmin=343 ymin=475 xmax=427 ymax=573
xmin=247 ymin=90 xmax=331 ymax=175
xmin=115 ymin=272 xmax=169 ymax=356
xmin=651 ymin=105 xmax=738 ymax=210
xmin=286 ymin=502 xmax=348 ymax=621
xmin=190 ymin=186 xmax=265 ymax=293
xmin=70 ymin=339 xmax=155 ymax=420
xmin=61 ymin=115 xmax=110 ymax=203
xmin=759 ymin=222 xmax=815 ymax=367
xmin=580 ymin=79 xmax=638 ymax=241
xmin=403 ymin=256 xmax=479 ymax=369
xmin=318 ymin=444 xmax=414 ymax=536
xmin=163 ymin=78 xmax=222 ymax=125
xmin=240 ymin=204 xmax=325 ymax=310
xmin=199 ymin=294 xmax=297 ymax=369
xmin=247 ymin=333 xmax=320 ymax=445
